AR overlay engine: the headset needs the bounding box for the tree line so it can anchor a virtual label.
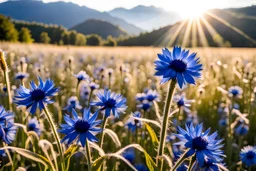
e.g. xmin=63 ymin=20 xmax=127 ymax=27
xmin=0 ymin=15 xmax=117 ymax=46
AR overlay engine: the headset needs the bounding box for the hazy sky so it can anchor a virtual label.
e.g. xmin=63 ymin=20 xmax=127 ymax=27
xmin=1 ymin=0 xmax=255 ymax=12
xmin=41 ymin=0 xmax=256 ymax=12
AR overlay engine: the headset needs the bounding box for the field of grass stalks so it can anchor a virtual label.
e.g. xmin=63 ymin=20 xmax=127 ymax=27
xmin=0 ymin=43 xmax=256 ymax=171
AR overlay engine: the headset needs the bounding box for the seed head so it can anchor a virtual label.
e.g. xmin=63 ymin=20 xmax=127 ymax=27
xmin=0 ymin=50 xmax=8 ymax=72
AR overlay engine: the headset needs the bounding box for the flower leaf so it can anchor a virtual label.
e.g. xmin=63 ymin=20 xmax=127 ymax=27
xmin=0 ymin=146 xmax=53 ymax=170
xmin=145 ymin=123 xmax=159 ymax=147
xmin=91 ymin=156 xmax=107 ymax=171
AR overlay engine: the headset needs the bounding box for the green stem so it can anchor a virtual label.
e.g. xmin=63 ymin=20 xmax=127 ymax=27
xmin=187 ymin=155 xmax=196 ymax=171
xmin=99 ymin=115 xmax=108 ymax=171
xmin=99 ymin=115 xmax=108 ymax=148
xmin=177 ymin=108 xmax=181 ymax=126
xmin=108 ymin=75 xmax=111 ymax=89
xmin=85 ymin=139 xmax=92 ymax=171
xmin=87 ymin=90 xmax=93 ymax=107
xmin=4 ymin=71 xmax=12 ymax=111
xmin=227 ymin=98 xmax=234 ymax=167
xmin=157 ymin=80 xmax=177 ymax=170
xmin=171 ymin=150 xmax=189 ymax=171
xmin=43 ymin=107 xmax=65 ymax=171
xmin=76 ymin=81 xmax=80 ymax=99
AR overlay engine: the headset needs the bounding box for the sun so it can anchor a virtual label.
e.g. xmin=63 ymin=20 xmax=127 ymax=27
xmin=180 ymin=7 xmax=207 ymax=19
xmin=172 ymin=0 xmax=210 ymax=19
xmin=187 ymin=9 xmax=206 ymax=19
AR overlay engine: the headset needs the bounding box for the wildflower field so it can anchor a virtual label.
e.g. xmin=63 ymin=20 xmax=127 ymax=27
xmin=0 ymin=43 xmax=256 ymax=171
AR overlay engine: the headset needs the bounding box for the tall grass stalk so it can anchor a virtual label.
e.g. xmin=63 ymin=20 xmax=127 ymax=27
xmin=0 ymin=50 xmax=12 ymax=111
xmin=85 ymin=139 xmax=92 ymax=170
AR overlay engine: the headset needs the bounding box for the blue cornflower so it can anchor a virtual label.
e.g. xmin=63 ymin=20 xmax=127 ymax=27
xmin=73 ymin=71 xmax=89 ymax=82
xmin=135 ymin=93 xmax=146 ymax=102
xmin=228 ymin=86 xmax=243 ymax=98
xmin=0 ymin=122 xmax=17 ymax=144
xmin=126 ymin=111 xmax=142 ymax=132
xmin=59 ymin=108 xmax=102 ymax=147
xmin=193 ymin=158 xmax=226 ymax=171
xmin=186 ymin=113 xmax=198 ymax=125
xmin=218 ymin=118 xmax=228 ymax=127
xmin=240 ymin=146 xmax=256 ymax=167
xmin=27 ymin=118 xmax=42 ymax=136
xmin=89 ymin=82 xmax=99 ymax=91
xmin=13 ymin=77 xmax=59 ymax=114
xmin=0 ymin=106 xmax=14 ymax=125
xmin=173 ymin=94 xmax=193 ymax=113
xmin=91 ymin=89 xmax=127 ymax=118
xmin=122 ymin=148 xmax=135 ymax=164
xmin=134 ymin=164 xmax=149 ymax=171
xmin=145 ymin=89 xmax=159 ymax=102
xmin=235 ymin=124 xmax=249 ymax=136
xmin=63 ymin=96 xmax=82 ymax=112
xmin=136 ymin=100 xmax=152 ymax=112
xmin=174 ymin=123 xmax=224 ymax=166
xmin=15 ymin=72 xmax=29 ymax=81
xmin=154 ymin=46 xmax=202 ymax=88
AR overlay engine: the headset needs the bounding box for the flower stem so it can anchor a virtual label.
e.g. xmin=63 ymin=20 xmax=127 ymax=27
xmin=3 ymin=142 xmax=13 ymax=166
xmin=76 ymin=81 xmax=80 ymax=99
xmin=171 ymin=149 xmax=189 ymax=171
xmin=99 ymin=115 xmax=108 ymax=148
xmin=87 ymin=90 xmax=93 ymax=107
xmin=43 ymin=107 xmax=65 ymax=171
xmin=99 ymin=115 xmax=108 ymax=171
xmin=85 ymin=139 xmax=92 ymax=171
xmin=227 ymin=98 xmax=234 ymax=167
xmin=157 ymin=80 xmax=176 ymax=170
xmin=187 ymin=155 xmax=196 ymax=171
xmin=108 ymin=75 xmax=111 ymax=89
xmin=4 ymin=71 xmax=12 ymax=111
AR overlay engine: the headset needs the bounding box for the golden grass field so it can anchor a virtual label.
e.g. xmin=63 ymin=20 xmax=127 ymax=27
xmin=0 ymin=42 xmax=256 ymax=170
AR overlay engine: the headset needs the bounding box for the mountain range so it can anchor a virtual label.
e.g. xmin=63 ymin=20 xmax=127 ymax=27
xmin=109 ymin=5 xmax=181 ymax=31
xmin=0 ymin=0 xmax=142 ymax=35
xmin=1 ymin=0 xmax=256 ymax=47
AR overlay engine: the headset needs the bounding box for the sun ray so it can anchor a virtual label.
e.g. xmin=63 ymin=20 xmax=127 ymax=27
xmin=182 ymin=19 xmax=193 ymax=47
xmin=166 ymin=20 xmax=188 ymax=47
xmin=205 ymin=12 xmax=256 ymax=45
xmin=200 ymin=16 xmax=225 ymax=46
xmin=192 ymin=19 xmax=198 ymax=47
xmin=154 ymin=24 xmax=181 ymax=47
xmin=196 ymin=18 xmax=209 ymax=47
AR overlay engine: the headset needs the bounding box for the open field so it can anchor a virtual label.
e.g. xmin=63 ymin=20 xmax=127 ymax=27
xmin=0 ymin=43 xmax=256 ymax=170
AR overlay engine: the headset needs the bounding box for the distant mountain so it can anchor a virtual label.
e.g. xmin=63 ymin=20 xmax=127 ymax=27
xmin=109 ymin=5 xmax=181 ymax=31
xmin=71 ymin=19 xmax=128 ymax=38
xmin=118 ymin=7 xmax=256 ymax=47
xmin=227 ymin=5 xmax=256 ymax=18
xmin=0 ymin=0 xmax=143 ymax=35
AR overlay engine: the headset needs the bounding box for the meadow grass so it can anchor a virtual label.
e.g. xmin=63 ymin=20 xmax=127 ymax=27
xmin=0 ymin=43 xmax=256 ymax=170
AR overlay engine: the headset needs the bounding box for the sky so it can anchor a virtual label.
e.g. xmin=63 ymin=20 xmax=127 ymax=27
xmin=40 ymin=0 xmax=256 ymax=12
xmin=0 ymin=0 xmax=255 ymax=14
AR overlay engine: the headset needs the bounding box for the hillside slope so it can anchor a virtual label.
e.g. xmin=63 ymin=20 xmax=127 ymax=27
xmin=71 ymin=19 xmax=128 ymax=38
